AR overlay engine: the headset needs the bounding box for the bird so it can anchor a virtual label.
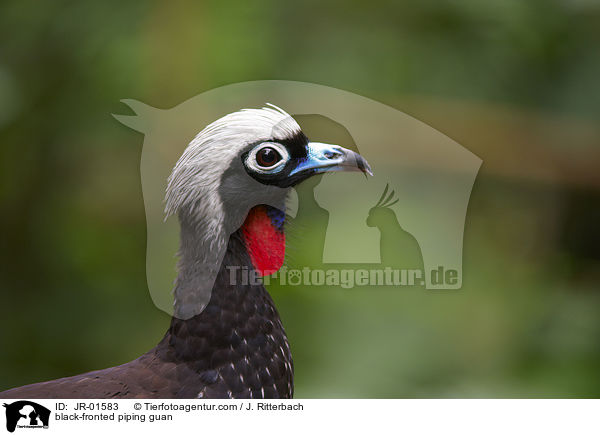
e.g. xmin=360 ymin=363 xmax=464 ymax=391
xmin=366 ymin=184 xmax=423 ymax=271
xmin=0 ymin=105 xmax=372 ymax=399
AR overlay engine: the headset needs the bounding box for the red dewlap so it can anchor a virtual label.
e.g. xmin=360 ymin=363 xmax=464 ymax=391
xmin=241 ymin=205 xmax=285 ymax=276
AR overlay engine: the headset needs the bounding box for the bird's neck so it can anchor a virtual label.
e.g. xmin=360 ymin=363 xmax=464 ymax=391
xmin=173 ymin=204 xmax=286 ymax=318
xmin=166 ymin=228 xmax=289 ymax=350
xmin=161 ymin=209 xmax=293 ymax=396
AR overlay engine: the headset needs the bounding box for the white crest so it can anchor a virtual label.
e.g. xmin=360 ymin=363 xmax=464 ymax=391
xmin=165 ymin=104 xmax=300 ymax=319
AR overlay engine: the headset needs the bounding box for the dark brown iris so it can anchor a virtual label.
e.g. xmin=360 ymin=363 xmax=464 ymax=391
xmin=256 ymin=147 xmax=282 ymax=168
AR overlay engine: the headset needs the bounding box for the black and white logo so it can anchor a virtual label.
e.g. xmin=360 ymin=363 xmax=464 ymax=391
xmin=3 ymin=401 xmax=50 ymax=433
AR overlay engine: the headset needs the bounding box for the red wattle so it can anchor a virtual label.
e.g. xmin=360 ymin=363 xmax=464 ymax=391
xmin=241 ymin=206 xmax=285 ymax=277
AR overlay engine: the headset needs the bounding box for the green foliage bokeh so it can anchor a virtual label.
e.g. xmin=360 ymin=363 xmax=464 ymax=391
xmin=0 ymin=0 xmax=599 ymax=397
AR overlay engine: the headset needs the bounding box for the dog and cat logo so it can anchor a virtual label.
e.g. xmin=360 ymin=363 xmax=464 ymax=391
xmin=2 ymin=401 xmax=50 ymax=432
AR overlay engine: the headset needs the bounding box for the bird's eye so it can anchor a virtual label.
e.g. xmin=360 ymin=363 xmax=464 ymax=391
xmin=256 ymin=147 xmax=282 ymax=168
xmin=245 ymin=142 xmax=289 ymax=174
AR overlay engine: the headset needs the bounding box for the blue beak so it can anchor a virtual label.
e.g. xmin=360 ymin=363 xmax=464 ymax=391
xmin=290 ymin=142 xmax=373 ymax=177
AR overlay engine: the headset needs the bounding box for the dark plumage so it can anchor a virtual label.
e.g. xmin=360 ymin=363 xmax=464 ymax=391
xmin=0 ymin=231 xmax=292 ymax=399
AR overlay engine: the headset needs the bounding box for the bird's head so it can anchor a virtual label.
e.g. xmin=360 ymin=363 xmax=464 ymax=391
xmin=166 ymin=104 xmax=371 ymax=221
xmin=165 ymin=105 xmax=372 ymax=318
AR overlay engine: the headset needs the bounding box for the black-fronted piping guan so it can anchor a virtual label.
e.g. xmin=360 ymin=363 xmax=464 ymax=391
xmin=0 ymin=105 xmax=372 ymax=399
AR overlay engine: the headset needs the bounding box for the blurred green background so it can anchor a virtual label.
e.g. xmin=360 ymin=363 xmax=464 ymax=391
xmin=1 ymin=0 xmax=599 ymax=397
